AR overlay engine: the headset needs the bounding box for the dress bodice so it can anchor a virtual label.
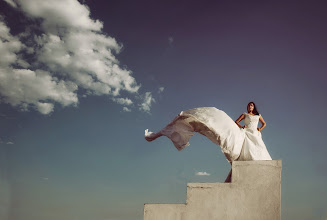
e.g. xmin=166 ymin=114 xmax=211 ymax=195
xmin=243 ymin=113 xmax=261 ymax=130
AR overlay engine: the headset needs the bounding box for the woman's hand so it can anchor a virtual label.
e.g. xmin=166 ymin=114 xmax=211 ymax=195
xmin=242 ymin=125 xmax=247 ymax=129
xmin=258 ymin=116 xmax=266 ymax=131
xmin=257 ymin=127 xmax=261 ymax=131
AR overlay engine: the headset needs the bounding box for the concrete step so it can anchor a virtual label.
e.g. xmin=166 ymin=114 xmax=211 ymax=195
xmin=231 ymin=160 xmax=282 ymax=184
xmin=143 ymin=204 xmax=186 ymax=220
xmin=143 ymin=160 xmax=281 ymax=220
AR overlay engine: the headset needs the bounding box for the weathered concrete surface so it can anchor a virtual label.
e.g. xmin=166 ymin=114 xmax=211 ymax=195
xmin=143 ymin=204 xmax=186 ymax=220
xmin=184 ymin=160 xmax=281 ymax=220
xmin=143 ymin=160 xmax=281 ymax=220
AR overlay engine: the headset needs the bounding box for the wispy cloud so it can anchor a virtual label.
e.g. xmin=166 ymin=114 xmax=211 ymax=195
xmin=195 ymin=171 xmax=211 ymax=176
xmin=112 ymin=97 xmax=133 ymax=106
xmin=158 ymin=87 xmax=164 ymax=93
xmin=139 ymin=92 xmax=155 ymax=113
xmin=168 ymin=37 xmax=174 ymax=45
xmin=0 ymin=113 xmax=16 ymax=119
xmin=123 ymin=107 xmax=131 ymax=112
xmin=3 ymin=0 xmax=17 ymax=7
xmin=0 ymin=0 xmax=157 ymax=114
xmin=6 ymin=141 xmax=14 ymax=145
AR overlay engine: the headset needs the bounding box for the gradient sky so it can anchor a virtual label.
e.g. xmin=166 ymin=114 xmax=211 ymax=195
xmin=1 ymin=0 xmax=327 ymax=220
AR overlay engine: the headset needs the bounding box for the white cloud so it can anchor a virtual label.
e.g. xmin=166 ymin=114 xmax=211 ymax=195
xmin=195 ymin=171 xmax=211 ymax=176
xmin=113 ymin=97 xmax=133 ymax=106
xmin=36 ymin=102 xmax=54 ymax=114
xmin=6 ymin=142 xmax=14 ymax=145
xmin=0 ymin=20 xmax=24 ymax=67
xmin=0 ymin=67 xmax=78 ymax=114
xmin=17 ymin=0 xmax=103 ymax=31
xmin=158 ymin=87 xmax=164 ymax=93
xmin=3 ymin=0 xmax=17 ymax=8
xmin=139 ymin=92 xmax=155 ymax=113
xmin=122 ymin=107 xmax=131 ymax=112
xmin=0 ymin=0 xmax=154 ymax=114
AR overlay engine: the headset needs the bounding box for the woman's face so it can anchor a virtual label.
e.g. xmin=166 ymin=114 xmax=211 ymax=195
xmin=248 ymin=103 xmax=254 ymax=112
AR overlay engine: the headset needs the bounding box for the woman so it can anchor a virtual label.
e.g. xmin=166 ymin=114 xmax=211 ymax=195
xmin=234 ymin=102 xmax=272 ymax=161
xmin=145 ymin=102 xmax=272 ymax=162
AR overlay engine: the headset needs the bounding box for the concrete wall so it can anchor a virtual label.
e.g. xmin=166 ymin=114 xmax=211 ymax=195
xmin=143 ymin=204 xmax=186 ymax=220
xmin=144 ymin=160 xmax=281 ymax=220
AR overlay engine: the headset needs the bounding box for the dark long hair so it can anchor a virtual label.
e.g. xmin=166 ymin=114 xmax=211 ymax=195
xmin=247 ymin=102 xmax=260 ymax=115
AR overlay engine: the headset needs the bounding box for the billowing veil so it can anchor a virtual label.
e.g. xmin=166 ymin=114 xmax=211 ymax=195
xmin=145 ymin=107 xmax=245 ymax=162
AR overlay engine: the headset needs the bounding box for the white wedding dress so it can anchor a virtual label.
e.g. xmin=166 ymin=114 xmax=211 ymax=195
xmin=145 ymin=107 xmax=271 ymax=162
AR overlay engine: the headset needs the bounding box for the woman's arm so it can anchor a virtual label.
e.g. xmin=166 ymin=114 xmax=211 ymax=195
xmin=258 ymin=115 xmax=267 ymax=131
xmin=235 ymin=114 xmax=246 ymax=129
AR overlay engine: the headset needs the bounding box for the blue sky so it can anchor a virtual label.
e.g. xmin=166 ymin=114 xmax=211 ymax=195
xmin=0 ymin=0 xmax=327 ymax=219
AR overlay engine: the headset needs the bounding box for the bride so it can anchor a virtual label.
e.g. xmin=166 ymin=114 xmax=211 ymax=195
xmin=145 ymin=102 xmax=272 ymax=162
